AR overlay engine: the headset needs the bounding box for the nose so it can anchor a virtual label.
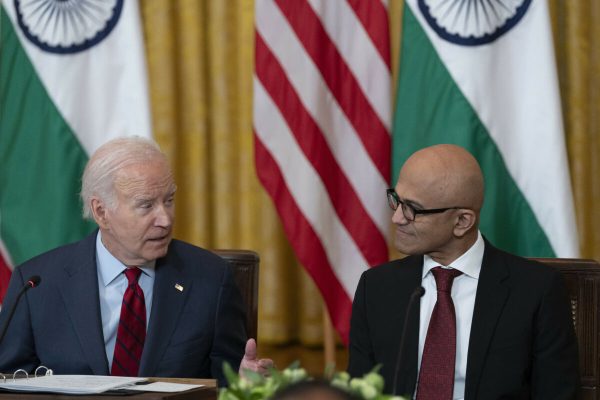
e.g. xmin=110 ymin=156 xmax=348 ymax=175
xmin=391 ymin=206 xmax=408 ymax=225
xmin=154 ymin=204 xmax=173 ymax=228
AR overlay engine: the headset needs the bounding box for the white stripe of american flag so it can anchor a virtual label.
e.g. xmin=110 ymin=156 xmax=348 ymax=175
xmin=255 ymin=3 xmax=390 ymax=234
xmin=254 ymin=0 xmax=391 ymax=343
xmin=307 ymin=0 xmax=391 ymax=130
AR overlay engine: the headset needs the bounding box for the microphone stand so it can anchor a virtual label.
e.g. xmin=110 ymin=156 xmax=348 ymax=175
xmin=392 ymin=286 xmax=425 ymax=395
xmin=0 ymin=276 xmax=41 ymax=346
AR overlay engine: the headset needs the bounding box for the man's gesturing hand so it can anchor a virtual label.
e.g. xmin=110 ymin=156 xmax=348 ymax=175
xmin=239 ymin=338 xmax=274 ymax=377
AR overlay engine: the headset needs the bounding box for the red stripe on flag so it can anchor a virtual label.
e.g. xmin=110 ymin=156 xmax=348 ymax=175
xmin=0 ymin=253 xmax=12 ymax=302
xmin=255 ymin=34 xmax=388 ymax=265
xmin=346 ymin=0 xmax=391 ymax=69
xmin=275 ymin=0 xmax=391 ymax=180
xmin=254 ymin=136 xmax=353 ymax=343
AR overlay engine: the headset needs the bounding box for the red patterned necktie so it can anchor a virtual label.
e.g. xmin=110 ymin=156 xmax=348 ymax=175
xmin=111 ymin=267 xmax=146 ymax=377
xmin=416 ymin=266 xmax=462 ymax=400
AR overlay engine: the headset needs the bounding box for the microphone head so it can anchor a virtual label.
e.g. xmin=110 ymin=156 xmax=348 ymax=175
xmin=416 ymin=286 xmax=425 ymax=297
xmin=27 ymin=276 xmax=41 ymax=288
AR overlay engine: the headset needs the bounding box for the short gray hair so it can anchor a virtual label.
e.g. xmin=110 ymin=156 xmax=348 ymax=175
xmin=81 ymin=136 xmax=169 ymax=219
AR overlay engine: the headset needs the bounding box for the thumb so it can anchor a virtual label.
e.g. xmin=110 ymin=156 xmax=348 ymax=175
xmin=244 ymin=338 xmax=257 ymax=361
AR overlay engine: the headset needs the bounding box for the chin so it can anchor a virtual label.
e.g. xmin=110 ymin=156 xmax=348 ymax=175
xmin=144 ymin=245 xmax=169 ymax=261
xmin=394 ymin=240 xmax=422 ymax=256
xmin=155 ymin=246 xmax=170 ymax=258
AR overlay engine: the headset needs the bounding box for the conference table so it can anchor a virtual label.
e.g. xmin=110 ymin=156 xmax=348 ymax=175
xmin=0 ymin=377 xmax=218 ymax=400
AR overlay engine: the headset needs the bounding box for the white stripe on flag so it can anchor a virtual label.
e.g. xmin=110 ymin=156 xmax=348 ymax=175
xmin=0 ymin=239 xmax=13 ymax=270
xmin=254 ymin=78 xmax=369 ymax=295
xmin=306 ymin=0 xmax=391 ymax=130
xmin=256 ymin=1 xmax=389 ymax=234
xmin=406 ymin=0 xmax=578 ymax=256
xmin=3 ymin=0 xmax=152 ymax=154
xmin=254 ymin=0 xmax=391 ymax=343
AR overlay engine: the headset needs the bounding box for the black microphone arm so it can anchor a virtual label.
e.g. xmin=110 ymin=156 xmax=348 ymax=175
xmin=0 ymin=275 xmax=41 ymax=346
xmin=392 ymin=286 xmax=425 ymax=395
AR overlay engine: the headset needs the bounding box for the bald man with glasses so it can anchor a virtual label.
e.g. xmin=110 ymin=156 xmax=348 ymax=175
xmin=348 ymin=144 xmax=579 ymax=400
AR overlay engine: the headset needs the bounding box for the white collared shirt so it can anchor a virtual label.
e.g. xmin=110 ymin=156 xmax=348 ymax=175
xmin=416 ymin=231 xmax=484 ymax=400
xmin=95 ymin=232 xmax=155 ymax=368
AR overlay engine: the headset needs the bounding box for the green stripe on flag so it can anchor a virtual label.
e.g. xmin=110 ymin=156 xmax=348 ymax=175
xmin=0 ymin=7 xmax=96 ymax=266
xmin=392 ymin=6 xmax=554 ymax=257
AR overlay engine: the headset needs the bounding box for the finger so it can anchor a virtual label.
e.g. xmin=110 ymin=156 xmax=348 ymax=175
xmin=241 ymin=362 xmax=262 ymax=373
xmin=258 ymin=358 xmax=274 ymax=368
xmin=244 ymin=338 xmax=258 ymax=360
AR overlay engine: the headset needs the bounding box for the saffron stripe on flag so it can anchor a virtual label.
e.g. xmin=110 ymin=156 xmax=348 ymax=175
xmin=275 ymin=0 xmax=391 ymax=180
xmin=255 ymin=34 xmax=388 ymax=265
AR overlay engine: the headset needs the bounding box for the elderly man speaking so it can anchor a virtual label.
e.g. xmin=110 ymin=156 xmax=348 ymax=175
xmin=0 ymin=136 xmax=270 ymax=385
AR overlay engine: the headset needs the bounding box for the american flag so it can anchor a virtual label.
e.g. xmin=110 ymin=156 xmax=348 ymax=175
xmin=253 ymin=0 xmax=392 ymax=343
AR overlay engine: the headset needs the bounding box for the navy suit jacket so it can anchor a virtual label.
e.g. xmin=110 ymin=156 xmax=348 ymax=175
xmin=0 ymin=232 xmax=247 ymax=385
xmin=348 ymin=241 xmax=580 ymax=399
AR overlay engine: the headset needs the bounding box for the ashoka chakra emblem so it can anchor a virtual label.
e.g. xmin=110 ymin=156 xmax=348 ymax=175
xmin=418 ymin=0 xmax=532 ymax=46
xmin=14 ymin=0 xmax=123 ymax=54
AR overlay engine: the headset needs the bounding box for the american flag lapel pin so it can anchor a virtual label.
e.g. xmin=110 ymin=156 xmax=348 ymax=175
xmin=175 ymin=284 xmax=184 ymax=292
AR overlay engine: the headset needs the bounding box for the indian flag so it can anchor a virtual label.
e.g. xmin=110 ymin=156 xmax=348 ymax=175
xmin=393 ymin=0 xmax=579 ymax=257
xmin=0 ymin=0 xmax=152 ymax=300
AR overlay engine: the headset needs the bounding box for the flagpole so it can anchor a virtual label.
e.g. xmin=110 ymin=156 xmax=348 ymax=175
xmin=323 ymin=304 xmax=336 ymax=367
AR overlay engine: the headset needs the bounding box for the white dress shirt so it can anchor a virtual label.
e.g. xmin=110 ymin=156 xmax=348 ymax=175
xmin=416 ymin=231 xmax=484 ymax=400
xmin=95 ymin=232 xmax=155 ymax=368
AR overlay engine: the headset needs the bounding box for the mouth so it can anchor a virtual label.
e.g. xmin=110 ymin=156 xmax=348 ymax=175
xmin=148 ymin=234 xmax=171 ymax=244
xmin=395 ymin=227 xmax=413 ymax=238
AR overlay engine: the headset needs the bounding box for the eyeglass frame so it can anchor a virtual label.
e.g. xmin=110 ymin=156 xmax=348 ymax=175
xmin=386 ymin=188 xmax=467 ymax=221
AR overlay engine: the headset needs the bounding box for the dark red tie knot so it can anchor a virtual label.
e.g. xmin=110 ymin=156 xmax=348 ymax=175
xmin=431 ymin=266 xmax=462 ymax=293
xmin=124 ymin=267 xmax=142 ymax=286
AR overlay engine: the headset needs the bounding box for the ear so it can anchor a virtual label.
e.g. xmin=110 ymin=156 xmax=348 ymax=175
xmin=453 ymin=209 xmax=477 ymax=238
xmin=90 ymin=198 xmax=110 ymax=229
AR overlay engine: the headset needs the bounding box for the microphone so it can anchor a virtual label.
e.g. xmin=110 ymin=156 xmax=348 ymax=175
xmin=392 ymin=286 xmax=425 ymax=395
xmin=0 ymin=275 xmax=41 ymax=346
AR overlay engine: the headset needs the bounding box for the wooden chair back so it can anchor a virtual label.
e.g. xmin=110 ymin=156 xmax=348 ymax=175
xmin=531 ymin=258 xmax=600 ymax=399
xmin=214 ymin=249 xmax=259 ymax=340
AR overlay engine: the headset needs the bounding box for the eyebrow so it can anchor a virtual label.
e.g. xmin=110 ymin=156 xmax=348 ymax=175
xmin=400 ymin=197 xmax=424 ymax=210
xmin=133 ymin=197 xmax=154 ymax=204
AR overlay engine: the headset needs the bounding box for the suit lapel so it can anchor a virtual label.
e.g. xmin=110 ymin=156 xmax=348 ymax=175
xmin=139 ymin=250 xmax=191 ymax=376
xmin=58 ymin=232 xmax=109 ymax=375
xmin=464 ymin=243 xmax=510 ymax=400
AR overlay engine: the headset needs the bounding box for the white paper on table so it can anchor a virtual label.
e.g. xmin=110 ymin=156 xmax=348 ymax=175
xmin=126 ymin=381 xmax=204 ymax=392
xmin=0 ymin=375 xmax=146 ymax=394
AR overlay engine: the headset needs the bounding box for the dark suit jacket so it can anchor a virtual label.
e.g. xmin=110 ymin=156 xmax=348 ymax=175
xmin=348 ymin=242 xmax=579 ymax=399
xmin=0 ymin=231 xmax=247 ymax=386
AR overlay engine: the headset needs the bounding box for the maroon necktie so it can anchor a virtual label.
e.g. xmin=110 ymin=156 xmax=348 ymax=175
xmin=416 ymin=267 xmax=462 ymax=400
xmin=111 ymin=267 xmax=146 ymax=377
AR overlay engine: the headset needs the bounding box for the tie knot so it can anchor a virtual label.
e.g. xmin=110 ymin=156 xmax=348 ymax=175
xmin=124 ymin=267 xmax=142 ymax=285
xmin=431 ymin=266 xmax=462 ymax=293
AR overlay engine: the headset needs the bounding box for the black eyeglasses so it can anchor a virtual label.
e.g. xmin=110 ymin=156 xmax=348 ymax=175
xmin=386 ymin=189 xmax=464 ymax=222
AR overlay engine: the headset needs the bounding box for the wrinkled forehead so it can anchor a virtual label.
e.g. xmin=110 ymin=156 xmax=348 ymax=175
xmin=114 ymin=160 xmax=176 ymax=195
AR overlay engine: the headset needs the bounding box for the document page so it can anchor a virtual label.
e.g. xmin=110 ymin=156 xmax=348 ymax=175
xmin=0 ymin=375 xmax=146 ymax=394
xmin=128 ymin=381 xmax=204 ymax=392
